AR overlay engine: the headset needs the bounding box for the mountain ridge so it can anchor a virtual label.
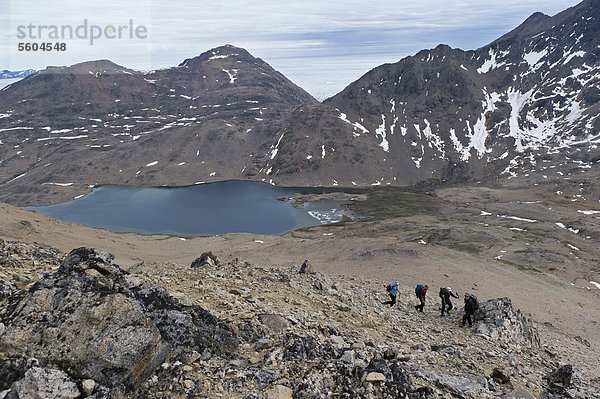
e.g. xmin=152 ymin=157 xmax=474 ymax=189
xmin=1 ymin=2 xmax=600 ymax=204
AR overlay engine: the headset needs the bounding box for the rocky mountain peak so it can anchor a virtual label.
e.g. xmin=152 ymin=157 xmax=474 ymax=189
xmin=40 ymin=59 xmax=134 ymax=75
xmin=489 ymin=12 xmax=550 ymax=46
xmin=179 ymin=44 xmax=254 ymax=69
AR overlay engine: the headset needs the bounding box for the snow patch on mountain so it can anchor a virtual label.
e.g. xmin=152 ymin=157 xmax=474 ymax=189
xmin=375 ymin=114 xmax=389 ymax=152
xmin=338 ymin=112 xmax=369 ymax=136
xmin=523 ymin=49 xmax=548 ymax=70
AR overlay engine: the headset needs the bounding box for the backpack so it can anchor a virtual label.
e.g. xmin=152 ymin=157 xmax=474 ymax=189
xmin=415 ymin=284 xmax=424 ymax=298
xmin=470 ymin=294 xmax=479 ymax=310
xmin=386 ymin=281 xmax=397 ymax=293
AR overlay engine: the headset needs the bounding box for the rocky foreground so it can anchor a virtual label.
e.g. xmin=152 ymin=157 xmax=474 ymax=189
xmin=0 ymin=239 xmax=597 ymax=398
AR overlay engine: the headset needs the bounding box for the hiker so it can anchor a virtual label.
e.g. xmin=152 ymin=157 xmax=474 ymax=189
xmin=439 ymin=286 xmax=459 ymax=316
xmin=385 ymin=281 xmax=399 ymax=307
xmin=414 ymin=284 xmax=428 ymax=312
xmin=461 ymin=293 xmax=479 ymax=327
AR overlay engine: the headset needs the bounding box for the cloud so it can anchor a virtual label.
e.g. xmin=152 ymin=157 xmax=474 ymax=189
xmin=1 ymin=0 xmax=581 ymax=98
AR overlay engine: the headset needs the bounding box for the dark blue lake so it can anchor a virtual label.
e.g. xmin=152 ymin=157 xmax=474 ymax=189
xmin=27 ymin=181 xmax=346 ymax=236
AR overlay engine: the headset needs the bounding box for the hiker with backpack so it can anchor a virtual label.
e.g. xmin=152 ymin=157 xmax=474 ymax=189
xmin=439 ymin=286 xmax=459 ymax=316
xmin=461 ymin=293 xmax=479 ymax=327
xmin=385 ymin=281 xmax=399 ymax=307
xmin=414 ymin=284 xmax=428 ymax=312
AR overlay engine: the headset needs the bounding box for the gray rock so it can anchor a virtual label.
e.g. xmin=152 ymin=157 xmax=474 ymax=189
xmin=475 ymin=297 xmax=540 ymax=349
xmin=246 ymin=368 xmax=278 ymax=389
xmin=259 ymin=314 xmax=289 ymax=333
xmin=0 ymin=248 xmax=168 ymax=389
xmin=0 ymin=280 xmax=16 ymax=299
xmin=338 ymin=350 xmax=356 ymax=368
xmin=504 ymin=385 xmax=536 ymax=399
xmin=313 ymin=279 xmax=325 ymax=291
xmin=190 ymin=252 xmax=219 ymax=268
xmin=544 ymin=365 xmax=573 ymax=387
xmin=264 ymin=385 xmax=293 ymax=399
xmin=256 ymin=338 xmax=274 ymax=350
xmin=491 ymin=367 xmax=511 ymax=384
xmin=411 ymin=343 xmax=427 ymax=351
xmin=7 ymin=367 xmax=80 ymax=399
xmin=330 ymin=335 xmax=346 ymax=348
xmin=0 ymin=247 xmax=237 ymax=394
xmin=81 ymin=379 xmax=96 ymax=396
xmin=417 ymin=369 xmax=488 ymax=398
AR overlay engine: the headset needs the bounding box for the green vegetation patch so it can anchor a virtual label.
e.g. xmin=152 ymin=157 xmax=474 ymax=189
xmin=441 ymin=243 xmax=483 ymax=254
xmin=346 ymin=187 xmax=440 ymax=219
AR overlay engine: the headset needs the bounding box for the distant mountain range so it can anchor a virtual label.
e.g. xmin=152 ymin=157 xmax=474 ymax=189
xmin=0 ymin=0 xmax=599 ymax=205
xmin=0 ymin=70 xmax=36 ymax=79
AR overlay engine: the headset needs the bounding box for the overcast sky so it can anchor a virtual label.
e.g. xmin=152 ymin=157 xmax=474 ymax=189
xmin=1 ymin=0 xmax=581 ymax=99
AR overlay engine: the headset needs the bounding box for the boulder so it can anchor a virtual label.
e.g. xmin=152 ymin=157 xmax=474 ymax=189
xmin=475 ymin=297 xmax=540 ymax=348
xmin=259 ymin=314 xmax=289 ymax=333
xmin=264 ymin=385 xmax=293 ymax=399
xmin=0 ymin=248 xmax=168 ymax=389
xmin=81 ymin=379 xmax=97 ymax=396
xmin=491 ymin=367 xmax=511 ymax=384
xmin=416 ymin=369 xmax=488 ymax=398
xmin=6 ymin=367 xmax=80 ymax=399
xmin=544 ymin=365 xmax=573 ymax=387
xmin=504 ymin=385 xmax=536 ymax=399
xmin=365 ymin=372 xmax=386 ymax=383
xmin=191 ymin=252 xmax=220 ymax=268
xmin=0 ymin=247 xmax=237 ymax=394
xmin=131 ymin=281 xmax=238 ymax=354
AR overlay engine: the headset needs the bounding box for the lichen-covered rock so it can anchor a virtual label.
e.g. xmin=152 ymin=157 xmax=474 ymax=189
xmin=190 ymin=251 xmax=220 ymax=268
xmin=0 ymin=248 xmax=169 ymax=389
xmin=0 ymin=239 xmax=62 ymax=271
xmin=0 ymin=247 xmax=237 ymax=395
xmin=131 ymin=281 xmax=238 ymax=354
xmin=475 ymin=297 xmax=540 ymax=349
xmin=544 ymin=365 xmax=573 ymax=387
xmin=6 ymin=367 xmax=80 ymax=399
xmin=415 ymin=369 xmax=489 ymax=398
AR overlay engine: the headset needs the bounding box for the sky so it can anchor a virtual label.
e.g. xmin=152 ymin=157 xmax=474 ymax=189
xmin=1 ymin=0 xmax=582 ymax=99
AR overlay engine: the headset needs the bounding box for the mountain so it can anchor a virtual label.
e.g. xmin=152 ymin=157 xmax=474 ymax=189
xmin=0 ymin=69 xmax=36 ymax=79
xmin=0 ymin=45 xmax=315 ymax=205
xmin=2 ymin=1 xmax=600 ymax=205
xmin=259 ymin=0 xmax=600 ymax=187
